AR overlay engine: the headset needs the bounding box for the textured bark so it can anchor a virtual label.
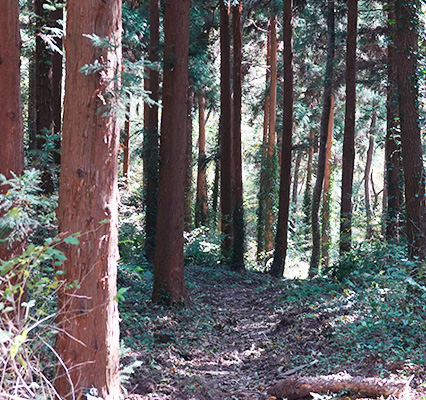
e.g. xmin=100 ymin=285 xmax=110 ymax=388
xmin=143 ymin=0 xmax=160 ymax=265
xmin=270 ymin=0 xmax=293 ymax=278
xmin=365 ymin=108 xmax=377 ymax=239
xmin=220 ymin=1 xmax=233 ymax=263
xmin=256 ymin=27 xmax=271 ymax=261
xmin=385 ymin=6 xmax=402 ymax=242
xmin=267 ymin=374 xmax=413 ymax=400
xmin=231 ymin=0 xmax=245 ymax=271
xmin=0 ymin=0 xmax=24 ymax=261
xmin=55 ymin=0 xmax=122 ymax=397
xmin=264 ymin=15 xmax=278 ymax=254
xmin=123 ymin=101 xmax=131 ymax=186
xmin=309 ymin=1 xmax=335 ymax=277
xmin=195 ymin=94 xmax=209 ymax=227
xmin=394 ymin=0 xmax=426 ymax=260
xmin=321 ymin=94 xmax=334 ymax=270
xmin=339 ymin=0 xmax=358 ymax=256
xmin=152 ymin=0 xmax=190 ymax=304
xmin=184 ymin=89 xmax=194 ymax=232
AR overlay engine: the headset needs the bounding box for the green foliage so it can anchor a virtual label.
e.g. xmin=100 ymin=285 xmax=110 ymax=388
xmin=184 ymin=226 xmax=223 ymax=268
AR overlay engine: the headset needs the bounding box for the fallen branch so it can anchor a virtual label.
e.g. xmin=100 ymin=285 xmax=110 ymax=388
xmin=267 ymin=373 xmax=415 ymax=399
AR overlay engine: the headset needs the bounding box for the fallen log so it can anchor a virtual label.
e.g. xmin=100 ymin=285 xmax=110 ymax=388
xmin=267 ymin=373 xmax=415 ymax=399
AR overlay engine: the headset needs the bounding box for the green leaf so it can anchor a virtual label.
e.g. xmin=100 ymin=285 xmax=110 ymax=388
xmin=64 ymin=235 xmax=79 ymax=245
xmin=115 ymin=287 xmax=129 ymax=302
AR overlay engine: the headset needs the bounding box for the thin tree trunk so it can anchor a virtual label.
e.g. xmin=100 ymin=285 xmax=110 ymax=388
xmin=152 ymin=0 xmax=190 ymax=304
xmin=184 ymin=89 xmax=194 ymax=232
xmin=292 ymin=151 xmax=302 ymax=205
xmin=270 ymin=0 xmax=293 ymax=278
xmin=302 ymin=129 xmax=315 ymax=233
xmin=339 ymin=0 xmax=358 ymax=256
xmin=365 ymin=108 xmax=377 ymax=239
xmin=231 ymin=0 xmax=245 ymax=271
xmin=195 ymin=93 xmax=209 ymax=227
xmin=123 ymin=101 xmax=131 ymax=186
xmin=55 ymin=0 xmax=122 ymax=396
xmin=256 ymin=27 xmax=271 ymax=261
xmin=309 ymin=0 xmax=335 ymax=277
xmin=394 ymin=0 xmax=426 ymax=261
xmin=265 ymin=14 xmax=278 ymax=254
xmin=220 ymin=1 xmax=233 ymax=262
xmin=143 ymin=0 xmax=160 ymax=265
xmin=212 ymin=152 xmax=220 ymax=221
xmin=321 ymin=94 xmax=334 ymax=270
xmin=385 ymin=2 xmax=402 ymax=242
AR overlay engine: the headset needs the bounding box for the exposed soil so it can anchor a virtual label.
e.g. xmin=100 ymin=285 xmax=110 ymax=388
xmin=119 ymin=265 xmax=426 ymax=400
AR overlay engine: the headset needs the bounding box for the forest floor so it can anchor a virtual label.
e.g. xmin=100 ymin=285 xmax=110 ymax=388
xmin=118 ymin=264 xmax=426 ymax=400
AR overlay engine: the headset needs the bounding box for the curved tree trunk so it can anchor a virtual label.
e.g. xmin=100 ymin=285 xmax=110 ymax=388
xmin=309 ymin=0 xmax=335 ymax=277
xmin=394 ymin=0 xmax=426 ymax=261
xmin=339 ymin=0 xmax=358 ymax=256
xmin=143 ymin=0 xmax=160 ymax=265
xmin=55 ymin=0 xmax=122 ymax=397
xmin=152 ymin=0 xmax=190 ymax=304
xmin=231 ymin=0 xmax=245 ymax=271
xmin=220 ymin=1 xmax=233 ymax=263
xmin=270 ymin=0 xmax=293 ymax=278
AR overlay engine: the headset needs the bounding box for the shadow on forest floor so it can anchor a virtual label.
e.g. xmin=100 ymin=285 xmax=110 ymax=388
xmin=118 ymin=264 xmax=426 ymax=400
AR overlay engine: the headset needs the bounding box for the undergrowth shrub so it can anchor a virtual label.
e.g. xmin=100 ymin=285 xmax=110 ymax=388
xmin=184 ymin=226 xmax=223 ymax=267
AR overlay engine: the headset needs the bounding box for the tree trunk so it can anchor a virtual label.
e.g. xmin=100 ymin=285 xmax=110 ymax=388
xmin=270 ymin=0 xmax=293 ymax=278
xmin=321 ymin=94 xmax=334 ymax=270
xmin=0 ymin=0 xmax=24 ymax=260
xmin=339 ymin=0 xmax=358 ymax=256
xmin=302 ymin=129 xmax=315 ymax=234
xmin=365 ymin=108 xmax=377 ymax=239
xmin=184 ymin=89 xmax=194 ymax=232
xmin=231 ymin=0 xmax=244 ymax=271
xmin=195 ymin=93 xmax=209 ymax=227
xmin=394 ymin=0 xmax=426 ymax=261
xmin=256 ymin=27 xmax=271 ymax=261
xmin=292 ymin=151 xmax=302 ymax=205
xmin=152 ymin=0 xmax=190 ymax=305
xmin=309 ymin=1 xmax=335 ymax=277
xmin=55 ymin=0 xmax=122 ymax=397
xmin=143 ymin=0 xmax=160 ymax=265
xmin=123 ymin=101 xmax=131 ymax=186
xmin=264 ymin=14 xmax=278 ymax=254
xmin=220 ymin=1 xmax=233 ymax=263
xmin=385 ymin=5 xmax=402 ymax=242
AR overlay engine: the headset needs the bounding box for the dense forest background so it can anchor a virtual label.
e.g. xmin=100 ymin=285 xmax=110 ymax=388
xmin=1 ymin=0 xmax=426 ymax=399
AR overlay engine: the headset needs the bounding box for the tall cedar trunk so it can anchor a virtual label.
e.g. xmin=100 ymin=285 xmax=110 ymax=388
xmin=152 ymin=0 xmax=190 ymax=304
xmin=28 ymin=54 xmax=37 ymax=151
xmin=256 ymin=28 xmax=271 ymax=261
xmin=55 ymin=0 xmax=122 ymax=397
xmin=303 ymin=129 xmax=315 ymax=232
xmin=270 ymin=0 xmax=293 ymax=278
xmin=184 ymin=89 xmax=194 ymax=232
xmin=51 ymin=3 xmax=63 ymax=166
xmin=143 ymin=0 xmax=160 ymax=265
xmin=394 ymin=0 xmax=426 ymax=260
xmin=339 ymin=0 xmax=358 ymax=256
xmin=0 ymin=0 xmax=24 ymax=260
xmin=231 ymin=1 xmax=245 ymax=270
xmin=35 ymin=0 xmax=55 ymax=193
xmin=264 ymin=15 xmax=278 ymax=254
xmin=321 ymin=94 xmax=334 ymax=270
xmin=220 ymin=2 xmax=233 ymax=262
xmin=365 ymin=108 xmax=377 ymax=239
xmin=123 ymin=101 xmax=131 ymax=186
xmin=292 ymin=151 xmax=302 ymax=205
xmin=195 ymin=94 xmax=209 ymax=227
xmin=309 ymin=0 xmax=335 ymax=277
xmin=385 ymin=6 xmax=402 ymax=241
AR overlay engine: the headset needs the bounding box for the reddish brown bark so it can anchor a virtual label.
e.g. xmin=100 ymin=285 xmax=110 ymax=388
xmin=394 ymin=0 xmax=426 ymax=260
xmin=152 ymin=0 xmax=190 ymax=304
xmin=123 ymin=101 xmax=131 ymax=186
xmin=309 ymin=1 xmax=335 ymax=277
xmin=195 ymin=93 xmax=209 ymax=227
xmin=231 ymin=0 xmax=245 ymax=271
xmin=264 ymin=14 xmax=278 ymax=254
xmin=365 ymin=108 xmax=377 ymax=239
xmin=220 ymin=1 xmax=233 ymax=262
xmin=55 ymin=0 xmax=122 ymax=397
xmin=339 ymin=0 xmax=358 ymax=256
xmin=143 ymin=0 xmax=160 ymax=265
xmin=270 ymin=0 xmax=293 ymax=278
xmin=0 ymin=0 xmax=24 ymax=262
xmin=321 ymin=94 xmax=334 ymax=270
xmin=184 ymin=89 xmax=194 ymax=232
